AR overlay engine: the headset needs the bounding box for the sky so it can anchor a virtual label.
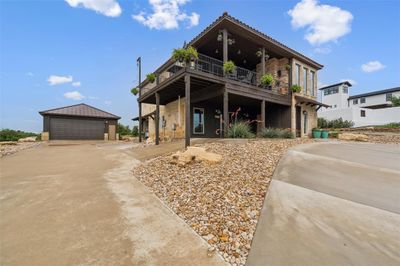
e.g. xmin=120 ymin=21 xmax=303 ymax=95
xmin=1 ymin=0 xmax=399 ymax=132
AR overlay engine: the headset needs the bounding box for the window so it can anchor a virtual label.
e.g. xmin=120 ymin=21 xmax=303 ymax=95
xmin=343 ymin=86 xmax=348 ymax=94
xmin=323 ymin=86 xmax=339 ymax=96
xmin=295 ymin=64 xmax=301 ymax=85
xmin=353 ymin=99 xmax=358 ymax=105
xmin=386 ymin=93 xmax=392 ymax=101
xmin=361 ymin=110 xmax=366 ymax=117
xmin=193 ymin=108 xmax=204 ymax=134
xmin=310 ymin=71 xmax=315 ymax=96
xmin=360 ymin=98 xmax=366 ymax=104
xmin=303 ymin=67 xmax=308 ymax=94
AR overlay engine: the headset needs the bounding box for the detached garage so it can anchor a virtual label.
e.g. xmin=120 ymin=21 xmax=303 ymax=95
xmin=39 ymin=103 xmax=120 ymax=141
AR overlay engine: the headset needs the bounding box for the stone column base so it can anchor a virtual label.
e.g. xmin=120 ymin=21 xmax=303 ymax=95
xmin=41 ymin=132 xmax=49 ymax=141
xmin=104 ymin=133 xmax=109 ymax=141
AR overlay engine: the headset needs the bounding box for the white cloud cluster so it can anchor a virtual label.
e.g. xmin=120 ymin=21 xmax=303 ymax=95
xmin=72 ymin=81 xmax=81 ymax=87
xmin=64 ymin=91 xmax=85 ymax=100
xmin=47 ymin=75 xmax=73 ymax=85
xmin=132 ymin=0 xmax=199 ymax=30
xmin=288 ymin=0 xmax=353 ymax=45
xmin=340 ymin=79 xmax=357 ymax=85
xmin=65 ymin=0 xmax=121 ymax=17
xmin=361 ymin=61 xmax=386 ymax=73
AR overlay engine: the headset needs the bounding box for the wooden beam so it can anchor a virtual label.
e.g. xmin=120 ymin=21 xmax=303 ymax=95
xmin=185 ymin=75 xmax=191 ymax=147
xmin=222 ymin=29 xmax=228 ymax=63
xmin=261 ymin=47 xmax=266 ymax=76
xmin=191 ymin=85 xmax=224 ymax=104
xmin=155 ymin=92 xmax=160 ymax=145
xmin=223 ymin=88 xmax=229 ymax=136
xmin=261 ymin=100 xmax=266 ymax=129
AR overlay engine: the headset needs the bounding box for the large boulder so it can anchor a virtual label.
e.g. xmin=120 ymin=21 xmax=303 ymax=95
xmin=171 ymin=146 xmax=222 ymax=166
xmin=18 ymin=136 xmax=37 ymax=142
xmin=338 ymin=133 xmax=369 ymax=142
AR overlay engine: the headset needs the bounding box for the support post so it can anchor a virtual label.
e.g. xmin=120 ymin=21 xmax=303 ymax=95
xmin=261 ymin=100 xmax=266 ymax=129
xmin=137 ymin=57 xmax=142 ymax=143
xmin=222 ymin=29 xmax=228 ymax=63
xmin=261 ymin=47 xmax=266 ymax=75
xmin=291 ymin=94 xmax=296 ymax=135
xmin=185 ymin=75 xmax=191 ymax=147
xmin=155 ymin=92 xmax=160 ymax=145
xmin=223 ymin=89 xmax=229 ymax=136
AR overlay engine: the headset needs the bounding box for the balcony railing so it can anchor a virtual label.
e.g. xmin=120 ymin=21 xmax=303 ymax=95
xmin=164 ymin=53 xmax=289 ymax=96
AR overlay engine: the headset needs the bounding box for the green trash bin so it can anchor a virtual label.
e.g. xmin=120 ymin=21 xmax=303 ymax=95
xmin=321 ymin=130 xmax=329 ymax=139
xmin=312 ymin=129 xmax=322 ymax=138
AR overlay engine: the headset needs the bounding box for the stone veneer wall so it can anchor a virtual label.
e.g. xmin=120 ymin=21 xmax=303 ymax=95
xmin=256 ymin=58 xmax=290 ymax=87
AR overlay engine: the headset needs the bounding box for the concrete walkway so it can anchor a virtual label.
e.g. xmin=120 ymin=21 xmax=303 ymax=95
xmin=247 ymin=142 xmax=400 ymax=266
xmin=0 ymin=142 xmax=226 ymax=265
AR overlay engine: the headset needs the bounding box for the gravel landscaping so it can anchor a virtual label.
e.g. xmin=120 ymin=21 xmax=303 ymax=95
xmin=132 ymin=139 xmax=314 ymax=265
xmin=0 ymin=142 xmax=41 ymax=158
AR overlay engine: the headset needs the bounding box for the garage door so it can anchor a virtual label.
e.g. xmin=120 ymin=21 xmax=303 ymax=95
xmin=49 ymin=117 xmax=105 ymax=140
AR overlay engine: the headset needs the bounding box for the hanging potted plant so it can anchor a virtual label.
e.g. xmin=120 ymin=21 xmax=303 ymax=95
xmin=260 ymin=74 xmax=274 ymax=89
xmin=130 ymin=87 xmax=139 ymax=96
xmin=285 ymin=64 xmax=291 ymax=71
xmin=223 ymin=60 xmax=236 ymax=75
xmin=255 ymin=50 xmax=262 ymax=57
xmin=146 ymin=73 xmax=156 ymax=83
xmin=291 ymin=84 xmax=302 ymax=93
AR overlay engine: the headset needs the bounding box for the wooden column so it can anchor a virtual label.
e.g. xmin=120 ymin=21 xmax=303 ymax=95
xmin=155 ymin=92 xmax=160 ymax=145
xmin=223 ymin=89 xmax=229 ymax=136
xmin=222 ymin=29 xmax=228 ymax=63
xmin=261 ymin=100 xmax=266 ymax=129
xmin=137 ymin=57 xmax=142 ymax=142
xmin=185 ymin=75 xmax=191 ymax=147
xmin=291 ymin=94 xmax=296 ymax=135
xmin=261 ymin=47 xmax=266 ymax=75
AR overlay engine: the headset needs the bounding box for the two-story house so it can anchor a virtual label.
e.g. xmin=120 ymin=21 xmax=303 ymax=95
xmin=134 ymin=12 xmax=327 ymax=146
xmin=318 ymin=82 xmax=400 ymax=127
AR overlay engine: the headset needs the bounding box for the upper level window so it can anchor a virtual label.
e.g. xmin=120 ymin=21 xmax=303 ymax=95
xmin=323 ymin=86 xmax=339 ymax=96
xmin=343 ymin=86 xmax=348 ymax=94
xmin=386 ymin=93 xmax=392 ymax=101
xmin=360 ymin=98 xmax=366 ymax=104
xmin=295 ymin=64 xmax=301 ymax=85
xmin=353 ymin=99 xmax=358 ymax=105
xmin=193 ymin=108 xmax=204 ymax=134
xmin=303 ymin=67 xmax=308 ymax=94
xmin=310 ymin=71 xmax=315 ymax=96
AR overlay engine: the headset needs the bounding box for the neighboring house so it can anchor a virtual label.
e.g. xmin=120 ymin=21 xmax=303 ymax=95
xmin=39 ymin=103 xmax=120 ymax=140
xmin=135 ymin=12 xmax=327 ymax=146
xmin=318 ymin=82 xmax=400 ymax=127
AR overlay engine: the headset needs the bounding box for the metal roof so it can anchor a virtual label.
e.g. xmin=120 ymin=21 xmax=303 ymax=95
xmin=319 ymin=81 xmax=352 ymax=90
xmin=348 ymin=87 xmax=400 ymax=100
xmin=39 ymin=103 xmax=120 ymax=119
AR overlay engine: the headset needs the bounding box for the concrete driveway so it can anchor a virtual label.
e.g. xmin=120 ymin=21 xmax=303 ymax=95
xmin=0 ymin=142 xmax=226 ymax=266
xmin=247 ymin=142 xmax=400 ymax=266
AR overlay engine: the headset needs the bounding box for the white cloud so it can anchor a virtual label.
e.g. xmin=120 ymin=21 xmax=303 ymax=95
xmin=72 ymin=81 xmax=81 ymax=87
xmin=104 ymin=100 xmax=112 ymax=105
xmin=132 ymin=0 xmax=200 ymax=30
xmin=65 ymin=0 xmax=121 ymax=17
xmin=288 ymin=0 xmax=353 ymax=45
xmin=47 ymin=75 xmax=73 ymax=85
xmin=64 ymin=91 xmax=85 ymax=100
xmin=361 ymin=61 xmax=386 ymax=73
xmin=340 ymin=79 xmax=357 ymax=85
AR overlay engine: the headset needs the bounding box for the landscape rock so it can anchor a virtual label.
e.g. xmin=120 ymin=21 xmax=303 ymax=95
xmin=338 ymin=133 xmax=369 ymax=142
xmin=18 ymin=136 xmax=37 ymax=142
xmin=171 ymin=146 xmax=222 ymax=166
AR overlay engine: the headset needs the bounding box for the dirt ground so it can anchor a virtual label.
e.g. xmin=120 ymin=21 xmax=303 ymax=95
xmin=0 ymin=142 xmax=226 ymax=266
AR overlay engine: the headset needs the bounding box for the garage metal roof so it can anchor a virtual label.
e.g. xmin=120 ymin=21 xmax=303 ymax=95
xmin=39 ymin=103 xmax=120 ymax=119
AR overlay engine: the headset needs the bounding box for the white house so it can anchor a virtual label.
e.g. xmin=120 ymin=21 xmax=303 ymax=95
xmin=318 ymin=82 xmax=400 ymax=127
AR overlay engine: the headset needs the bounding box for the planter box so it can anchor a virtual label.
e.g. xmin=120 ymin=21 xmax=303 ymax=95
xmin=312 ymin=129 xmax=321 ymax=138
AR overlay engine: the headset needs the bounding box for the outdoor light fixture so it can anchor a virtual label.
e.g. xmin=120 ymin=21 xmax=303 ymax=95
xmin=215 ymin=49 xmax=219 ymax=54
xmin=237 ymin=49 xmax=241 ymax=55
xmin=217 ymin=32 xmax=223 ymax=41
xmin=228 ymin=38 xmax=235 ymax=45
xmin=243 ymin=59 xmax=247 ymax=64
xmin=265 ymin=54 xmax=270 ymax=60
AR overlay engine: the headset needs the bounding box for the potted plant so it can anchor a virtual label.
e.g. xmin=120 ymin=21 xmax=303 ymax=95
xmin=321 ymin=130 xmax=329 ymax=139
xmin=291 ymin=84 xmax=302 ymax=93
xmin=260 ymin=74 xmax=274 ymax=88
xmin=172 ymin=46 xmax=199 ymax=68
xmin=285 ymin=64 xmax=291 ymax=71
xmin=255 ymin=50 xmax=263 ymax=57
xmin=223 ymin=60 xmax=236 ymax=75
xmin=172 ymin=48 xmax=186 ymax=63
xmin=184 ymin=46 xmax=199 ymax=63
xmin=312 ymin=128 xmax=322 ymax=138
xmin=146 ymin=73 xmax=156 ymax=83
xmin=130 ymin=87 xmax=139 ymax=96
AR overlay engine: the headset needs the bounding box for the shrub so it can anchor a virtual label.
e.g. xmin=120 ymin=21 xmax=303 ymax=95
xmin=291 ymin=84 xmax=302 ymax=93
xmin=317 ymin=117 xmax=354 ymax=128
xmin=375 ymin=122 xmax=400 ymax=129
xmin=260 ymin=74 xmax=274 ymax=87
xmin=0 ymin=129 xmax=38 ymax=141
xmin=260 ymin=128 xmax=294 ymax=139
xmin=117 ymin=124 xmax=132 ymax=136
xmin=227 ymin=121 xmax=254 ymax=138
xmin=131 ymin=87 xmax=139 ymax=95
xmin=390 ymin=95 xmax=400 ymax=106
xmin=223 ymin=60 xmax=236 ymax=74
xmin=146 ymin=73 xmax=156 ymax=83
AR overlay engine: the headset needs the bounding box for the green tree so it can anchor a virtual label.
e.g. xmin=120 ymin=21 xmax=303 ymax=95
xmin=390 ymin=95 xmax=400 ymax=106
xmin=132 ymin=125 xmax=139 ymax=137
xmin=117 ymin=123 xmax=131 ymax=136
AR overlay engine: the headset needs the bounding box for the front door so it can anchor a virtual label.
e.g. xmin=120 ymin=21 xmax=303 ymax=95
xmin=108 ymin=124 xmax=116 ymax=140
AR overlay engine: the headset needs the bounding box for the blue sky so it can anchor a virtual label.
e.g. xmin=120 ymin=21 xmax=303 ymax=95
xmin=1 ymin=0 xmax=399 ymax=132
